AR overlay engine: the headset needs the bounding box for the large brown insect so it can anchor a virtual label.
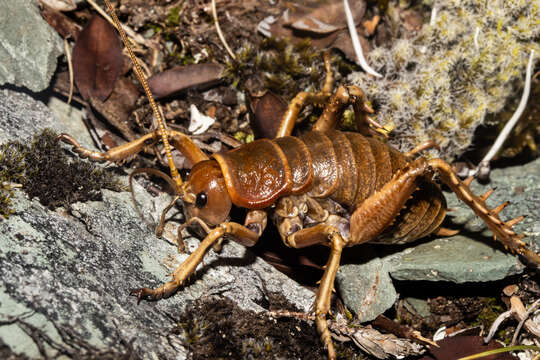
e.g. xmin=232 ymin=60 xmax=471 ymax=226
xmin=58 ymin=2 xmax=540 ymax=359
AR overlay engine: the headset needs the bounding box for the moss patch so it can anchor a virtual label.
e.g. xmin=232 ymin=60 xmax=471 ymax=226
xmin=176 ymin=295 xmax=366 ymax=359
xmin=0 ymin=129 xmax=123 ymax=216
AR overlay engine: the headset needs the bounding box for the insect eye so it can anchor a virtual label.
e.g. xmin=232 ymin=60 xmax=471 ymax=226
xmin=195 ymin=192 xmax=207 ymax=208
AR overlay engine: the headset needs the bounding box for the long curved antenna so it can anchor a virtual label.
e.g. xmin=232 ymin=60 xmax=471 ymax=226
xmin=103 ymin=0 xmax=182 ymax=191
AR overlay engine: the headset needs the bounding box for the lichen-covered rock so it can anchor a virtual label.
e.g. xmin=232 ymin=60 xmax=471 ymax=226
xmin=0 ymin=90 xmax=315 ymax=359
xmin=0 ymin=89 xmax=93 ymax=148
xmin=0 ymin=0 xmax=63 ymax=92
xmin=349 ymin=0 xmax=540 ymax=161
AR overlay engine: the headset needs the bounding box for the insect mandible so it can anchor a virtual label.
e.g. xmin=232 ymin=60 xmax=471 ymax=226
xmin=57 ymin=1 xmax=540 ymax=359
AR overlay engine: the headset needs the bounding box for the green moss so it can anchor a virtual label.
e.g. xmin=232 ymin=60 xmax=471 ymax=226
xmin=469 ymin=297 xmax=505 ymax=330
xmin=224 ymin=37 xmax=326 ymax=100
xmin=167 ymin=6 xmax=181 ymax=27
xmin=0 ymin=129 xmax=124 ymax=214
xmin=0 ymin=182 xmax=15 ymax=218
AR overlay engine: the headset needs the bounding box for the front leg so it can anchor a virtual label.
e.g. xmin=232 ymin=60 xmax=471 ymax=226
xmin=130 ymin=222 xmax=260 ymax=302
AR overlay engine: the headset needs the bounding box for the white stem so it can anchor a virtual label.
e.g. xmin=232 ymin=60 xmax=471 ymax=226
xmin=343 ymin=0 xmax=382 ymax=78
xmin=430 ymin=6 xmax=438 ymax=26
xmin=484 ymin=310 xmax=513 ymax=343
xmin=474 ymin=27 xmax=480 ymax=51
xmin=211 ymin=0 xmax=236 ymax=60
xmin=478 ymin=49 xmax=535 ymax=173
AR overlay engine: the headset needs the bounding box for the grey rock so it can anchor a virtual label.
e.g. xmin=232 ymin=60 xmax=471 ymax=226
xmin=336 ymin=256 xmax=397 ymax=322
xmin=0 ymin=89 xmax=94 ymax=148
xmin=0 ymin=0 xmax=63 ymax=92
xmin=0 ymin=90 xmax=315 ymax=359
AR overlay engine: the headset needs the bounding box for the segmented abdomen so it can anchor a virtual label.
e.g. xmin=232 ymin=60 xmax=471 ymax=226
xmin=275 ymin=130 xmax=447 ymax=244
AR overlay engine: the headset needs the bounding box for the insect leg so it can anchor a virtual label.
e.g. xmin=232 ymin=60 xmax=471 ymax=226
xmin=57 ymin=132 xmax=158 ymax=163
xmin=275 ymin=52 xmax=334 ymax=138
xmin=312 ymin=85 xmax=384 ymax=138
xmin=283 ymin=224 xmax=344 ymax=360
xmin=428 ymin=159 xmax=540 ymax=266
xmin=312 ymin=85 xmax=352 ymax=132
xmin=405 ymin=140 xmax=440 ymax=159
xmin=130 ymin=222 xmax=260 ymax=303
xmin=349 ymin=158 xmax=433 ymax=245
xmin=59 ymin=129 xmax=208 ymax=166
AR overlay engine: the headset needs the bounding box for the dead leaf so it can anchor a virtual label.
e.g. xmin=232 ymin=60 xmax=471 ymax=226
xmin=248 ymin=91 xmax=288 ymax=139
xmin=288 ymin=0 xmax=366 ymax=34
xmin=40 ymin=2 xmax=82 ymax=39
xmin=147 ymin=63 xmax=224 ymax=99
xmin=258 ymin=0 xmax=370 ymax=62
xmin=73 ymin=15 xmax=123 ymax=101
xmin=89 ymin=77 xmax=140 ymax=141
xmin=39 ymin=0 xmax=76 ymax=12
xmin=420 ymin=336 xmax=517 ymax=360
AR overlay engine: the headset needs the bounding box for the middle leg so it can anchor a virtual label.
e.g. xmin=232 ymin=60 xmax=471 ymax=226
xmin=284 ymin=224 xmax=346 ymax=360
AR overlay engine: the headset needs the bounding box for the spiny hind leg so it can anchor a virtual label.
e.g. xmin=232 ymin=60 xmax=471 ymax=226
xmin=428 ymin=159 xmax=540 ymax=266
xmin=131 ymin=222 xmax=260 ymax=302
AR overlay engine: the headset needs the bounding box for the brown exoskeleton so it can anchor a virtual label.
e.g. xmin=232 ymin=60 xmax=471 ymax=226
xmin=58 ymin=1 xmax=540 ymax=359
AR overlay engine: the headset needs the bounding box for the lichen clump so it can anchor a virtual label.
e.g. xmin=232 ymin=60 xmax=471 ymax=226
xmin=350 ymin=0 xmax=540 ymax=161
xmin=0 ymin=129 xmax=123 ymax=216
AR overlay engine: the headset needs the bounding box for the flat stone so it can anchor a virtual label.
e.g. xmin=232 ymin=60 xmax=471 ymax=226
xmin=336 ymin=256 xmax=397 ymax=322
xmin=0 ymin=0 xmax=63 ymax=92
xmin=0 ymin=89 xmax=96 ymax=149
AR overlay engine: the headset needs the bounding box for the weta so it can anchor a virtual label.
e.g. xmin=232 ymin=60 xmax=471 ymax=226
xmin=58 ymin=2 xmax=540 ymax=359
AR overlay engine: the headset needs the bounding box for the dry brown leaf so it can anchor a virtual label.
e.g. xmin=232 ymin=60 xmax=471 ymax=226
xmin=260 ymin=0 xmax=370 ymax=61
xmin=147 ymin=63 xmax=224 ymax=99
xmin=420 ymin=336 xmax=516 ymax=360
xmin=248 ymin=91 xmax=288 ymax=139
xmin=288 ymin=0 xmax=366 ymax=34
xmin=73 ymin=15 xmax=123 ymax=101
xmin=40 ymin=2 xmax=82 ymax=39
xmin=89 ymin=77 xmax=140 ymax=141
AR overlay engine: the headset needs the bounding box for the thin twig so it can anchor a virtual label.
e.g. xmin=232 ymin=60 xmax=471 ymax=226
xmin=511 ymin=298 xmax=540 ymax=346
xmin=64 ymin=39 xmax=74 ymax=104
xmin=484 ymin=310 xmax=513 ymax=343
xmin=343 ymin=0 xmax=382 ymax=78
xmin=211 ymin=0 xmax=236 ymax=60
xmin=477 ymin=49 xmax=535 ymax=179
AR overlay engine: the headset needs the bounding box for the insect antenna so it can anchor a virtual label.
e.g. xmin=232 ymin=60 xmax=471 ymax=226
xmin=103 ymin=0 xmax=182 ymax=192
